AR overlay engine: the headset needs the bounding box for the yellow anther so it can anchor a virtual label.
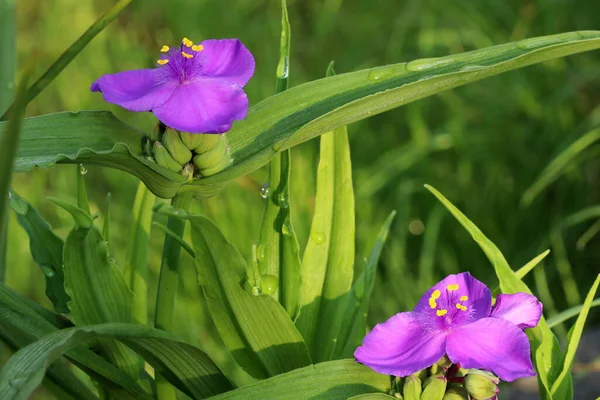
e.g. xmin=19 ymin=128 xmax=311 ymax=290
xmin=455 ymin=303 xmax=467 ymax=311
xmin=182 ymin=37 xmax=193 ymax=47
xmin=192 ymin=44 xmax=204 ymax=52
xmin=436 ymin=309 xmax=448 ymax=317
xmin=431 ymin=290 xmax=441 ymax=299
xmin=181 ymin=52 xmax=193 ymax=59
xmin=460 ymin=295 xmax=468 ymax=301
xmin=157 ymin=59 xmax=169 ymax=65
xmin=160 ymin=45 xmax=169 ymax=53
xmin=447 ymin=284 xmax=459 ymax=291
xmin=429 ymin=298 xmax=437 ymax=309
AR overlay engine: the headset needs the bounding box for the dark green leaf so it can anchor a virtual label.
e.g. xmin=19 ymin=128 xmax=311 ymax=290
xmin=0 ymin=323 xmax=232 ymax=400
xmin=8 ymin=190 xmax=70 ymax=313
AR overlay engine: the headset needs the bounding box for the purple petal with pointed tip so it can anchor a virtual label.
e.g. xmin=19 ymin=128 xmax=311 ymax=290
xmin=354 ymin=312 xmax=446 ymax=377
xmin=90 ymin=69 xmax=177 ymax=112
xmin=490 ymin=293 xmax=543 ymax=329
xmin=446 ymin=317 xmax=535 ymax=382
xmin=153 ymin=79 xmax=248 ymax=133
xmin=198 ymin=39 xmax=255 ymax=87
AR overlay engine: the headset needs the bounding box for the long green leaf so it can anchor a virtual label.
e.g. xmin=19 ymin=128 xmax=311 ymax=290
xmin=550 ymin=274 xmax=600 ymax=398
xmin=0 ymin=0 xmax=132 ymax=120
xmin=0 ymin=323 xmax=233 ymax=400
xmin=207 ymin=360 xmax=388 ymax=400
xmin=8 ymin=190 xmax=70 ymax=312
xmin=491 ymin=249 xmax=550 ymax=297
xmin=348 ymin=395 xmax=397 ymax=400
xmin=189 ymin=215 xmax=312 ymax=378
xmin=335 ymin=211 xmax=396 ymax=359
xmin=295 ymin=118 xmax=355 ymax=362
xmin=5 ymin=32 xmax=600 ymax=199
xmin=546 ymin=298 xmax=600 ymax=328
xmin=0 ymin=282 xmax=153 ymax=400
xmin=424 ymin=184 xmax=565 ymax=400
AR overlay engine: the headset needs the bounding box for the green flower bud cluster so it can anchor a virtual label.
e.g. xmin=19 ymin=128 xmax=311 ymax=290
xmin=387 ymin=358 xmax=499 ymax=400
xmin=148 ymin=123 xmax=233 ymax=179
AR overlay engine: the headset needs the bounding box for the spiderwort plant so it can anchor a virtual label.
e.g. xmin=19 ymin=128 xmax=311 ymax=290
xmin=355 ymin=272 xmax=542 ymax=392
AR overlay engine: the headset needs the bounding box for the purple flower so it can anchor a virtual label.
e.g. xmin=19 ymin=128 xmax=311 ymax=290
xmin=91 ymin=37 xmax=255 ymax=133
xmin=355 ymin=272 xmax=542 ymax=382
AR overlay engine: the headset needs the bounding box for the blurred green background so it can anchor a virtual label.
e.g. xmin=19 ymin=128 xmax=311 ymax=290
xmin=5 ymin=0 xmax=600 ymax=396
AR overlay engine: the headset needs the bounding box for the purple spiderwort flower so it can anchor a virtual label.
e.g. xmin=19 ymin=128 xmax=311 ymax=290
xmin=355 ymin=272 xmax=542 ymax=382
xmin=91 ymin=37 xmax=255 ymax=133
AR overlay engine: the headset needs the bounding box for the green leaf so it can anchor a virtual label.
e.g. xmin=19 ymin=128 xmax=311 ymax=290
xmin=295 ymin=118 xmax=355 ymax=362
xmin=0 ymin=282 xmax=152 ymax=400
xmin=0 ymin=0 xmax=132 ymax=120
xmin=348 ymin=395 xmax=397 ymax=400
xmin=491 ymin=250 xmax=550 ymax=297
xmin=550 ymin=274 xmax=600 ymax=398
xmin=547 ymin=298 xmax=600 ymax=328
xmin=0 ymin=0 xmax=15 ymax=116
xmin=335 ymin=211 xmax=396 ymax=359
xmin=0 ymin=323 xmax=233 ymax=400
xmin=123 ymin=183 xmax=156 ymax=325
xmin=189 ymin=215 xmax=312 ymax=378
xmin=206 ymin=360 xmax=388 ymax=400
xmin=521 ymin=127 xmax=600 ymax=207
xmin=424 ymin=184 xmax=565 ymax=400
xmin=8 ymin=190 xmax=70 ymax=313
xmin=6 ymin=32 xmax=600 ymax=199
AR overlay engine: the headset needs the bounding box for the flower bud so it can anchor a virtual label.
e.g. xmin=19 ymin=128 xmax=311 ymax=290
xmin=442 ymin=386 xmax=469 ymax=400
xmin=465 ymin=369 xmax=499 ymax=400
xmin=163 ymin=128 xmax=192 ymax=164
xmin=192 ymin=137 xmax=227 ymax=169
xmin=179 ymin=131 xmax=205 ymax=150
xmin=421 ymin=373 xmax=447 ymax=400
xmin=191 ymin=133 xmax=222 ymax=153
xmin=153 ymin=142 xmax=182 ymax=172
xmin=402 ymin=375 xmax=422 ymax=400
xmin=197 ymin=153 xmax=233 ymax=177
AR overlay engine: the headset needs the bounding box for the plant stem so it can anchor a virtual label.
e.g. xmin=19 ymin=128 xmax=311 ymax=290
xmin=154 ymin=192 xmax=192 ymax=400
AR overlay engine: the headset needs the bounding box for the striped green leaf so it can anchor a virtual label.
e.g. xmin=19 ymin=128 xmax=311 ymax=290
xmin=3 ymin=32 xmax=600 ymax=199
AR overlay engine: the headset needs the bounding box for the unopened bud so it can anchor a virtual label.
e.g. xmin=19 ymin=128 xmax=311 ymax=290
xmin=192 ymin=133 xmax=222 ymax=153
xmin=402 ymin=375 xmax=422 ymax=400
xmin=163 ymin=128 xmax=192 ymax=164
xmin=196 ymin=151 xmax=233 ymax=177
xmin=421 ymin=373 xmax=447 ymax=400
xmin=465 ymin=369 xmax=499 ymax=400
xmin=442 ymin=386 xmax=469 ymax=400
xmin=192 ymin=137 xmax=228 ymax=170
xmin=179 ymin=131 xmax=205 ymax=150
xmin=153 ymin=142 xmax=182 ymax=172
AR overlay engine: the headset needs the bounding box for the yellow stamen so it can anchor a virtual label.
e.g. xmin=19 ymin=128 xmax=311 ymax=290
xmin=447 ymin=284 xmax=459 ymax=291
xmin=192 ymin=44 xmax=204 ymax=52
xmin=157 ymin=59 xmax=169 ymax=65
xmin=455 ymin=303 xmax=467 ymax=311
xmin=429 ymin=298 xmax=437 ymax=309
xmin=182 ymin=52 xmax=193 ymax=59
xmin=436 ymin=309 xmax=447 ymax=317
xmin=460 ymin=295 xmax=468 ymax=301
xmin=160 ymin=45 xmax=169 ymax=53
xmin=431 ymin=290 xmax=441 ymax=299
xmin=182 ymin=37 xmax=193 ymax=47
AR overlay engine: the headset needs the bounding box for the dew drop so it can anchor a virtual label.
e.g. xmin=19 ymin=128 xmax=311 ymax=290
xmin=277 ymin=192 xmax=289 ymax=208
xmin=261 ymin=275 xmax=278 ymax=295
xmin=79 ymin=164 xmax=88 ymax=175
xmin=311 ymin=231 xmax=326 ymax=245
xmin=367 ymin=64 xmax=407 ymax=81
xmin=256 ymin=244 xmax=266 ymax=262
xmin=40 ymin=264 xmax=56 ymax=277
xmin=281 ymin=219 xmax=292 ymax=237
xmin=406 ymin=57 xmax=452 ymax=72
xmin=260 ymin=183 xmax=270 ymax=199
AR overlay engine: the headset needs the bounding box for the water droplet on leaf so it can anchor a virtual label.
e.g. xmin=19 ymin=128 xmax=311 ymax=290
xmin=79 ymin=165 xmax=88 ymax=175
xmin=261 ymin=275 xmax=278 ymax=295
xmin=40 ymin=264 xmax=55 ymax=277
xmin=277 ymin=192 xmax=289 ymax=208
xmin=256 ymin=244 xmax=266 ymax=262
xmin=311 ymin=231 xmax=326 ymax=245
xmin=260 ymin=183 xmax=270 ymax=199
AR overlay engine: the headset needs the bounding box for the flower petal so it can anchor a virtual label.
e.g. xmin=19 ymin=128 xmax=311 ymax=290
xmin=414 ymin=272 xmax=492 ymax=327
xmin=446 ymin=317 xmax=535 ymax=382
xmin=90 ymin=69 xmax=177 ymax=112
xmin=197 ymin=39 xmax=255 ymax=86
xmin=153 ymin=79 xmax=248 ymax=133
xmin=354 ymin=312 xmax=446 ymax=377
xmin=490 ymin=293 xmax=542 ymax=329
